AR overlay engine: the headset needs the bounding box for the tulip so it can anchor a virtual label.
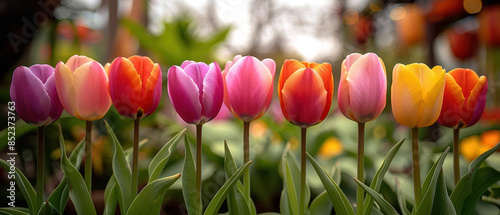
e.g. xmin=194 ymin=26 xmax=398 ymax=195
xmin=338 ymin=53 xmax=386 ymax=123
xmin=55 ymin=55 xmax=111 ymax=192
xmin=55 ymin=55 xmax=111 ymax=121
xmin=446 ymin=27 xmax=478 ymax=61
xmin=168 ymin=60 xmax=224 ymax=125
xmin=10 ymin=64 xmax=63 ymax=211
xmin=391 ymin=63 xmax=445 ymax=208
xmin=478 ymin=5 xmax=500 ymax=46
xmin=394 ymin=4 xmax=425 ymax=47
xmin=10 ymin=65 xmax=63 ymax=126
xmin=437 ymin=68 xmax=487 ymax=184
xmin=167 ymin=60 xmax=223 ymax=209
xmin=108 ymin=55 xmax=162 ymax=119
xmin=278 ymin=59 xmax=333 ymax=215
xmin=223 ymin=55 xmax=275 ymax=122
xmin=338 ymin=53 xmax=386 ymax=214
xmin=222 ymin=55 xmax=276 ymax=206
xmin=278 ymin=60 xmax=333 ymax=127
xmin=108 ymin=55 xmax=162 ymax=196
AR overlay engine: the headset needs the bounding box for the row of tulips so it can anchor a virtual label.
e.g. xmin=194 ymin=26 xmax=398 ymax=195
xmin=9 ymin=52 xmax=489 ymax=214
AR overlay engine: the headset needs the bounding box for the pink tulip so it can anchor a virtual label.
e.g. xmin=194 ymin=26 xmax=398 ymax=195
xmin=10 ymin=64 xmax=63 ymax=126
xmin=223 ymin=55 xmax=276 ymax=122
xmin=168 ymin=61 xmax=224 ymax=125
xmin=55 ymin=55 xmax=112 ymax=121
xmin=338 ymin=53 xmax=387 ymax=123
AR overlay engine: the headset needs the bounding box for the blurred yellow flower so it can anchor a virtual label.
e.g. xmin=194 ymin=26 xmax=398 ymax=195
xmin=318 ymin=137 xmax=344 ymax=159
xmin=460 ymin=130 xmax=500 ymax=162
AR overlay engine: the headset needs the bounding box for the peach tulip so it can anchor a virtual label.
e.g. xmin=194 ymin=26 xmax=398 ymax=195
xmin=391 ymin=63 xmax=446 ymax=128
xmin=338 ymin=53 xmax=386 ymax=123
xmin=438 ymin=68 xmax=488 ymax=129
xmin=223 ymin=55 xmax=275 ymax=122
xmin=55 ymin=55 xmax=111 ymax=121
xmin=108 ymin=55 xmax=162 ymax=119
xmin=278 ymin=60 xmax=333 ymax=128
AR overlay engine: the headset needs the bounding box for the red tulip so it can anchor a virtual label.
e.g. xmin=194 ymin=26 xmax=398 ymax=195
xmin=446 ymin=27 xmax=478 ymax=60
xmin=478 ymin=5 xmax=500 ymax=46
xmin=438 ymin=68 xmax=488 ymax=129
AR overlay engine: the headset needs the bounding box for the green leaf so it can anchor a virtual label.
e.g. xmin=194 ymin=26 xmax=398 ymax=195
xmin=148 ymin=128 xmax=186 ymax=183
xmin=415 ymin=147 xmax=449 ymax=215
xmin=58 ymin=124 xmax=96 ymax=215
xmin=280 ymin=148 xmax=310 ymax=215
xmin=203 ymin=161 xmax=252 ymax=215
xmin=0 ymin=159 xmax=36 ymax=215
xmin=284 ymin=161 xmax=299 ymax=215
xmin=47 ymin=138 xmax=85 ymax=213
xmin=354 ymin=178 xmax=398 ymax=215
xmin=430 ymin=169 xmax=456 ymax=215
xmin=306 ymin=152 xmax=355 ymax=215
xmin=331 ymin=162 xmax=341 ymax=185
xmin=395 ymin=178 xmax=411 ymax=215
xmin=105 ymin=121 xmax=132 ymax=214
xmin=310 ymin=191 xmax=332 ymax=215
xmin=37 ymin=201 xmax=59 ymax=215
xmin=224 ymin=141 xmax=252 ymax=215
xmin=0 ymin=207 xmax=30 ymax=215
xmin=126 ymin=174 xmax=180 ymax=215
xmin=451 ymin=142 xmax=500 ymax=215
xmin=364 ymin=138 xmax=405 ymax=215
xmin=182 ymin=135 xmax=202 ymax=215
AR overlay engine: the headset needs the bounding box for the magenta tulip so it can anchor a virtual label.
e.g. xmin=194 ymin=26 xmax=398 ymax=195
xmin=168 ymin=61 xmax=224 ymax=125
xmin=338 ymin=53 xmax=387 ymax=123
xmin=223 ymin=55 xmax=276 ymax=122
xmin=10 ymin=64 xmax=63 ymax=126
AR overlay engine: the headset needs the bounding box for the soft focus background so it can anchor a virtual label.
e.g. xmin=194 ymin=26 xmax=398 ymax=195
xmin=0 ymin=0 xmax=499 ymax=214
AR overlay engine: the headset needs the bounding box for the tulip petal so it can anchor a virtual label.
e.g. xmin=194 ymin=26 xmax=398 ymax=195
xmin=463 ymin=76 xmax=488 ymax=127
xmin=73 ymin=62 xmax=111 ymax=121
xmin=55 ymin=62 xmax=79 ymax=118
xmin=11 ymin=66 xmax=51 ymax=125
xmin=338 ymin=59 xmax=354 ymax=120
xmin=278 ymin=59 xmax=306 ymax=118
xmin=313 ymin=63 xmax=334 ymax=120
xmin=417 ymin=66 xmax=445 ymax=127
xmin=226 ymin=56 xmax=273 ymax=121
xmin=109 ymin=57 xmax=142 ymax=118
xmin=344 ymin=53 xmax=386 ymax=122
xmin=201 ymin=62 xmax=224 ymax=122
xmin=29 ymin=64 xmax=55 ymax=84
xmin=391 ymin=64 xmax=423 ymax=128
xmin=449 ymin=69 xmax=480 ymax=99
xmin=44 ymin=73 xmax=63 ymax=124
xmin=344 ymin=53 xmax=363 ymax=70
xmin=262 ymin=58 xmax=276 ymax=77
xmin=438 ymin=73 xmax=465 ymax=128
xmin=181 ymin=60 xmax=196 ymax=69
xmin=65 ymin=55 xmax=94 ymax=71
xmin=183 ymin=62 xmax=210 ymax=89
xmin=168 ymin=66 xmax=202 ymax=124
xmin=281 ymin=68 xmax=327 ymax=127
xmin=142 ymin=63 xmax=162 ymax=117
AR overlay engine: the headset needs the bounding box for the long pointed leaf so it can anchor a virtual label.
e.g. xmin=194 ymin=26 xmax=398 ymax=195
xmin=126 ymin=174 xmax=180 ymax=215
xmin=395 ymin=178 xmax=411 ymax=215
xmin=0 ymin=159 xmax=36 ymax=215
xmin=451 ymin=142 xmax=500 ymax=215
xmin=224 ymin=141 xmax=251 ymax=215
xmin=284 ymin=161 xmax=299 ymax=215
xmin=307 ymin=152 xmax=355 ymax=215
xmin=415 ymin=147 xmax=449 ymax=215
xmin=364 ymin=138 xmax=405 ymax=215
xmin=105 ymin=121 xmax=132 ymax=213
xmin=203 ymin=161 xmax=253 ymax=215
xmin=430 ymin=169 xmax=456 ymax=215
xmin=148 ymin=128 xmax=186 ymax=183
xmin=182 ymin=135 xmax=202 ymax=215
xmin=0 ymin=207 xmax=30 ymax=215
xmin=354 ymin=178 xmax=398 ymax=215
xmin=310 ymin=191 xmax=332 ymax=215
xmin=58 ymin=125 xmax=96 ymax=215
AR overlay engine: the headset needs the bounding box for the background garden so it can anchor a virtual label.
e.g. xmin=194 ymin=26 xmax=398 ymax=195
xmin=0 ymin=0 xmax=499 ymax=214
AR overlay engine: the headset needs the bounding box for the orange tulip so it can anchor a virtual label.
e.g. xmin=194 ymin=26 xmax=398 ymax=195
xmin=278 ymin=60 xmax=333 ymax=128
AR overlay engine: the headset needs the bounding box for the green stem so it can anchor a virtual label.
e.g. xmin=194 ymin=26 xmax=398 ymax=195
xmin=411 ymin=127 xmax=421 ymax=208
xmin=357 ymin=123 xmax=365 ymax=215
xmin=300 ymin=127 xmax=307 ymax=215
xmin=196 ymin=124 xmax=203 ymax=207
xmin=453 ymin=129 xmax=460 ymax=185
xmin=132 ymin=119 xmax=140 ymax=197
xmin=243 ymin=121 xmax=251 ymax=205
xmin=37 ymin=126 xmax=45 ymax=211
xmin=85 ymin=121 xmax=92 ymax=193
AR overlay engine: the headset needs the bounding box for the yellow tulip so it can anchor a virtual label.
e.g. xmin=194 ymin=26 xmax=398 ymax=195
xmin=391 ymin=63 xmax=446 ymax=128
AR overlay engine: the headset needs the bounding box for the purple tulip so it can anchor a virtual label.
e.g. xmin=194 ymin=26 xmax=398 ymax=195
xmin=168 ymin=61 xmax=224 ymax=125
xmin=10 ymin=64 xmax=63 ymax=126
